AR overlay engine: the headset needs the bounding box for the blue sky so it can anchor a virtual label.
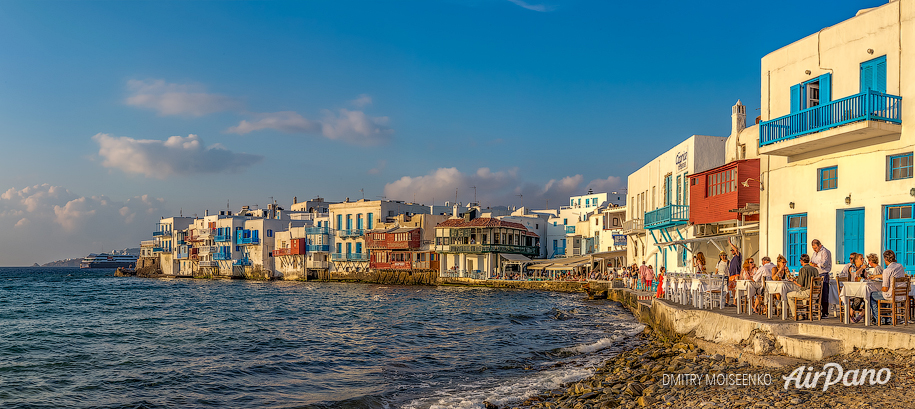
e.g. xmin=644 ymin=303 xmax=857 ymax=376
xmin=0 ymin=0 xmax=885 ymax=265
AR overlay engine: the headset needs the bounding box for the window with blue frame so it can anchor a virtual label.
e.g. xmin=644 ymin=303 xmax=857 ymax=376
xmin=367 ymin=213 xmax=374 ymax=229
xmin=860 ymin=55 xmax=887 ymax=93
xmin=790 ymin=73 xmax=832 ymax=113
xmin=336 ymin=243 xmax=342 ymax=254
xmin=818 ymin=166 xmax=838 ymax=191
xmin=267 ymin=229 xmax=272 ymax=237
xmin=356 ymin=243 xmax=362 ymax=254
xmin=563 ymin=219 xmax=567 ymax=225
xmin=888 ymin=153 xmax=913 ymax=181
xmin=336 ymin=215 xmax=343 ymax=230
xmin=884 ymin=204 xmax=915 ymax=275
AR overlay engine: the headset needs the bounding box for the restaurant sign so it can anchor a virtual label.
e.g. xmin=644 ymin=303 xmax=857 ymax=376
xmin=676 ymin=151 xmax=688 ymax=172
xmin=613 ymin=234 xmax=627 ymax=247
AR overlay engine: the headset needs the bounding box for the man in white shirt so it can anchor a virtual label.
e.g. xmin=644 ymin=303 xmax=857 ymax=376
xmin=869 ymin=250 xmax=907 ymax=325
xmin=755 ymin=256 xmax=774 ymax=283
xmin=809 ymin=239 xmax=832 ymax=318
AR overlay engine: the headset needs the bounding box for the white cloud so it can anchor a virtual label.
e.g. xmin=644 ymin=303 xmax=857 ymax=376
xmin=384 ymin=167 xmax=615 ymax=209
xmin=125 ymin=79 xmax=238 ymax=116
xmin=227 ymin=108 xmax=392 ymax=146
xmin=586 ymin=176 xmax=624 ymax=193
xmin=0 ymin=184 xmax=168 ymax=265
xmin=93 ymin=133 xmax=263 ymax=178
xmin=351 ymin=94 xmax=373 ymax=108
xmin=506 ymin=0 xmax=555 ymax=12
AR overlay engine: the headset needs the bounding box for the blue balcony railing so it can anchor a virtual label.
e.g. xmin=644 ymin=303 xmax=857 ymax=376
xmin=331 ymin=252 xmax=369 ymax=261
xmin=645 ymin=204 xmax=689 ymax=229
xmin=760 ymin=89 xmax=902 ymax=147
xmin=306 ymin=226 xmax=330 ymax=235
xmin=236 ymin=236 xmax=259 ymax=245
xmin=215 ymin=234 xmax=231 ymax=242
xmin=306 ymin=244 xmax=330 ymax=252
xmin=152 ymin=231 xmax=168 ymax=237
xmin=152 ymin=247 xmax=165 ymax=253
xmin=553 ymin=247 xmax=566 ymax=257
xmin=176 ymin=253 xmax=189 ymax=259
xmin=213 ymin=252 xmax=232 ymax=260
xmin=233 ymin=258 xmax=251 ymax=266
xmin=565 ymin=226 xmax=576 ymax=234
xmin=338 ymin=228 xmax=364 ymax=238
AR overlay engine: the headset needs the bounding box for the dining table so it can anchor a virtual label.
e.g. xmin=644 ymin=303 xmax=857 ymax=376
xmin=735 ymin=279 xmax=762 ymax=315
xmin=764 ymin=280 xmax=801 ymax=320
xmin=837 ymin=280 xmax=892 ymax=326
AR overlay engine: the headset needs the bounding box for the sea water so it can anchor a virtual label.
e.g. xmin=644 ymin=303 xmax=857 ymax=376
xmin=0 ymin=268 xmax=642 ymax=408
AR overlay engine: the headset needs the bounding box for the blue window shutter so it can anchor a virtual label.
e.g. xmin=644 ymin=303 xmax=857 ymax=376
xmin=861 ymin=61 xmax=874 ymax=92
xmin=875 ymin=56 xmax=887 ymax=93
xmin=818 ymin=73 xmax=831 ymax=103
xmin=790 ymin=84 xmax=802 ymax=113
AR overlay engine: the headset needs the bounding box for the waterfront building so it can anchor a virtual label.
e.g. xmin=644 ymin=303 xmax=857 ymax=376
xmin=365 ymin=213 xmax=449 ymax=274
xmin=563 ymin=205 xmax=628 ymax=268
xmin=622 ymin=135 xmax=727 ymax=271
xmin=152 ymin=216 xmax=194 ymax=276
xmin=289 ymin=196 xmax=337 ymax=213
xmin=758 ymin=0 xmax=914 ymax=274
xmin=328 ymin=199 xmax=431 ymax=274
xmin=435 ymin=208 xmax=540 ymax=279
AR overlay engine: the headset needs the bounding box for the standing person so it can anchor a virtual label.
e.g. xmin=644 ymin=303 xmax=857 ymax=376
xmin=809 ymin=239 xmax=832 ymax=318
xmin=695 ymin=252 xmax=707 ymax=274
xmin=638 ymin=261 xmax=649 ymax=291
xmin=787 ymin=254 xmax=819 ymax=319
xmin=645 ymin=265 xmax=655 ymax=292
xmin=869 ymin=250 xmax=907 ymax=325
xmin=716 ymin=251 xmax=729 ymax=276
xmin=727 ymin=241 xmax=742 ymax=306
xmin=655 ymin=266 xmax=665 ymax=298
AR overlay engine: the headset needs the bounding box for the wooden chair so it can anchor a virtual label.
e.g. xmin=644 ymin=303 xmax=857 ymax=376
xmin=794 ymin=276 xmax=823 ymax=321
xmin=877 ymin=276 xmax=910 ymax=326
xmin=835 ymin=276 xmax=849 ymax=319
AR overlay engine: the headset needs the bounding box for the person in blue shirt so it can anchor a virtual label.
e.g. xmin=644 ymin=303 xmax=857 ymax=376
xmin=726 ymin=241 xmax=742 ymax=306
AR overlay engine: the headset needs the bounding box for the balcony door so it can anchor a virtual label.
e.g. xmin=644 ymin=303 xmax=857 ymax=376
xmin=884 ymin=204 xmax=915 ymax=274
xmin=840 ymin=209 xmax=864 ymax=264
xmin=786 ymin=214 xmax=807 ymax=272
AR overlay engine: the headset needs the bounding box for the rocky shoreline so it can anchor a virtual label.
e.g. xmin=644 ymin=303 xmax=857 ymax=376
xmin=503 ymin=327 xmax=915 ymax=409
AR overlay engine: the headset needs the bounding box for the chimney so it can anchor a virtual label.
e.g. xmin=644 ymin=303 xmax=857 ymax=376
xmin=205 ymin=209 xmax=209 ymax=217
xmin=731 ymin=100 xmax=747 ymax=136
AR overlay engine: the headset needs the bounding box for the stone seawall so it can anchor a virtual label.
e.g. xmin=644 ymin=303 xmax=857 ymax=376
xmin=605 ymin=287 xmax=915 ymax=362
xmin=314 ymin=270 xmax=440 ymax=286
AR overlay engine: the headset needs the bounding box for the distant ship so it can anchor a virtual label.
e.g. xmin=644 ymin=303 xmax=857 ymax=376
xmin=80 ymin=253 xmax=138 ymax=269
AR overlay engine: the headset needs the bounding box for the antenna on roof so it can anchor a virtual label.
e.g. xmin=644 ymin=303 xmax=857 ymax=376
xmin=517 ymin=194 xmax=523 ymax=208
xmin=360 ymin=188 xmax=364 ymax=200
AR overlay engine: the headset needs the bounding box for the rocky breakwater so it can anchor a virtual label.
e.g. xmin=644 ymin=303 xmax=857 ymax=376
xmin=512 ymin=328 xmax=915 ymax=409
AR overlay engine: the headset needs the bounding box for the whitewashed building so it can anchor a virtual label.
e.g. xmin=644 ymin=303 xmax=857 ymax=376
xmin=758 ymin=0 xmax=914 ymax=274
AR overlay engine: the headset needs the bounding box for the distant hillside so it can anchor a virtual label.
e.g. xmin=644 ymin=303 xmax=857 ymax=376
xmin=41 ymin=258 xmax=82 ymax=267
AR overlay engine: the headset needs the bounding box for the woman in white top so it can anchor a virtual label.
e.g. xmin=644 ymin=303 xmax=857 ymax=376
xmin=716 ymin=251 xmax=729 ymax=275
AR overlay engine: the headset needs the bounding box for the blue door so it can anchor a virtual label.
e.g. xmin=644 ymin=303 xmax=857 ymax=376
xmin=885 ymin=204 xmax=915 ymax=275
xmin=786 ymin=214 xmax=808 ymax=271
xmin=842 ymin=209 xmax=864 ymax=263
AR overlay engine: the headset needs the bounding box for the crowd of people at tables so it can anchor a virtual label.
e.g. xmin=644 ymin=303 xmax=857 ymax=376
xmin=628 ymin=239 xmax=910 ymax=325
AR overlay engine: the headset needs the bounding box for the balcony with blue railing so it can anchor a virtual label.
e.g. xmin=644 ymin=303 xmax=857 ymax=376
xmin=337 ymin=228 xmax=364 ymax=238
xmin=152 ymin=230 xmax=169 ymax=237
xmin=152 ymin=247 xmax=165 ymax=253
xmin=306 ymin=226 xmax=330 ymax=235
xmin=176 ymin=252 xmax=189 ymax=259
xmin=306 ymin=244 xmax=330 ymax=252
xmin=233 ymin=258 xmax=251 ymax=266
xmin=565 ymin=225 xmax=576 ymax=234
xmin=215 ymin=233 xmax=231 ymax=242
xmin=552 ymin=247 xmax=566 ymax=258
xmin=760 ymin=89 xmax=902 ymax=157
xmin=331 ymin=252 xmax=369 ymax=261
xmin=236 ymin=236 xmax=260 ymax=245
xmin=213 ymin=252 xmax=232 ymax=260
xmin=644 ymin=204 xmax=689 ymax=229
